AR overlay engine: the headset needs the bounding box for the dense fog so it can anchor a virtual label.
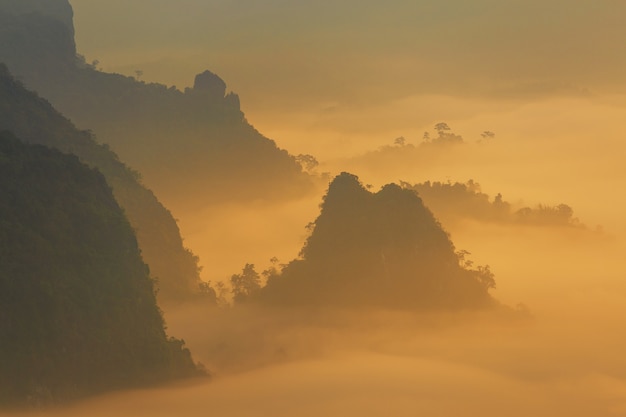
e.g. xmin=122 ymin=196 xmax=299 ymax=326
xmin=2 ymin=0 xmax=626 ymax=415
xmin=6 ymin=225 xmax=626 ymax=415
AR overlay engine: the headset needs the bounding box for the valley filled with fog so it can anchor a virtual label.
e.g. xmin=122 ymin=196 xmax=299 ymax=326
xmin=1 ymin=0 xmax=626 ymax=415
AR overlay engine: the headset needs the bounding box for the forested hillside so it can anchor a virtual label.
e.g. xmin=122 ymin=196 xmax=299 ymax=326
xmin=0 ymin=64 xmax=206 ymax=304
xmin=0 ymin=132 xmax=201 ymax=406
xmin=249 ymin=173 xmax=496 ymax=309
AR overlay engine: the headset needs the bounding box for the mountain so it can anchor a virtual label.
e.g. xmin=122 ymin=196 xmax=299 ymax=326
xmin=0 ymin=0 xmax=74 ymax=35
xmin=0 ymin=0 xmax=316 ymax=207
xmin=0 ymin=0 xmax=76 ymax=84
xmin=0 ymin=132 xmax=201 ymax=407
xmin=0 ymin=63 xmax=207 ymax=305
xmin=402 ymin=180 xmax=584 ymax=229
xmin=254 ymin=173 xmax=496 ymax=309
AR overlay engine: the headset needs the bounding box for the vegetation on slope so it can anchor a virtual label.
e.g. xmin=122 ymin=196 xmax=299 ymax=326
xmin=0 ymin=132 xmax=201 ymax=407
xmin=236 ymin=173 xmax=496 ymax=310
xmin=0 ymin=63 xmax=208 ymax=304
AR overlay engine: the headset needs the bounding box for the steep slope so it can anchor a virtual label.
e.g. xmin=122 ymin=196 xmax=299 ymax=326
xmin=0 ymin=0 xmax=315 ymax=207
xmin=258 ymin=173 xmax=496 ymax=309
xmin=0 ymin=64 xmax=205 ymax=304
xmin=0 ymin=132 xmax=201 ymax=407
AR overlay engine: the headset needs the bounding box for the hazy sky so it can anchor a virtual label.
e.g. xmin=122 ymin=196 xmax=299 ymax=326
xmin=70 ymin=0 xmax=626 ymax=105
xmin=68 ymin=0 xmax=626 ymax=158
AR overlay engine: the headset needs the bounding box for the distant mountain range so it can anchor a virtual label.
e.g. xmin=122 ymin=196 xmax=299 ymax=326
xmin=0 ymin=0 xmax=317 ymax=207
xmin=404 ymin=180 xmax=585 ymax=229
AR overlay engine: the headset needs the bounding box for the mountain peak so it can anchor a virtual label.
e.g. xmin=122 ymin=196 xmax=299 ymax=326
xmin=192 ymin=70 xmax=227 ymax=98
xmin=0 ymin=0 xmax=75 ymax=37
xmin=322 ymin=172 xmax=369 ymax=207
xmin=259 ymin=172 xmax=495 ymax=309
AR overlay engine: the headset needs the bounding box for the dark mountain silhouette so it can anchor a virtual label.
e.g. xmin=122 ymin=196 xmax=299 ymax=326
xmin=0 ymin=0 xmax=76 ymax=84
xmin=252 ymin=173 xmax=496 ymax=309
xmin=0 ymin=63 xmax=209 ymax=305
xmin=0 ymin=132 xmax=202 ymax=407
xmin=0 ymin=0 xmax=316 ymax=206
xmin=0 ymin=0 xmax=74 ymax=35
xmin=402 ymin=180 xmax=584 ymax=229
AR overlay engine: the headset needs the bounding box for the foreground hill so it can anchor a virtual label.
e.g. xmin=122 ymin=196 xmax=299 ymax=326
xmin=0 ymin=64 xmax=206 ymax=304
xmin=0 ymin=132 xmax=201 ymax=407
xmin=249 ymin=173 xmax=496 ymax=309
xmin=0 ymin=0 xmax=315 ymax=206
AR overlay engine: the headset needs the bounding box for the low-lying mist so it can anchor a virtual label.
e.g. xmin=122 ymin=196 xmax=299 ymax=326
xmin=172 ymin=94 xmax=625 ymax=293
xmin=175 ymin=195 xmax=323 ymax=281
xmin=4 ymin=2 xmax=626 ymax=414
xmin=62 ymin=92 xmax=621 ymax=416
xmin=5 ymin=218 xmax=624 ymax=416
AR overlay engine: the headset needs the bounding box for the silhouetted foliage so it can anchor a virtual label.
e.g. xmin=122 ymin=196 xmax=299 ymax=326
xmin=254 ymin=173 xmax=496 ymax=310
xmin=394 ymin=136 xmax=406 ymax=146
xmin=295 ymin=153 xmax=320 ymax=173
xmin=0 ymin=132 xmax=202 ymax=407
xmin=230 ymin=264 xmax=262 ymax=303
xmin=480 ymin=130 xmax=496 ymax=140
xmin=0 ymin=63 xmax=209 ymax=304
xmin=346 ymin=123 xmax=469 ymax=175
xmin=402 ymin=180 xmax=584 ymax=228
xmin=427 ymin=122 xmax=464 ymax=146
xmin=514 ymin=203 xmax=578 ymax=226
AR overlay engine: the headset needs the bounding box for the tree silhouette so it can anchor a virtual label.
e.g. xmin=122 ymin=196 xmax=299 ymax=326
xmin=295 ymin=154 xmax=319 ymax=173
xmin=481 ymin=130 xmax=495 ymax=140
xmin=231 ymin=264 xmax=261 ymax=303
xmin=394 ymin=136 xmax=407 ymax=146
xmin=434 ymin=122 xmax=451 ymax=136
